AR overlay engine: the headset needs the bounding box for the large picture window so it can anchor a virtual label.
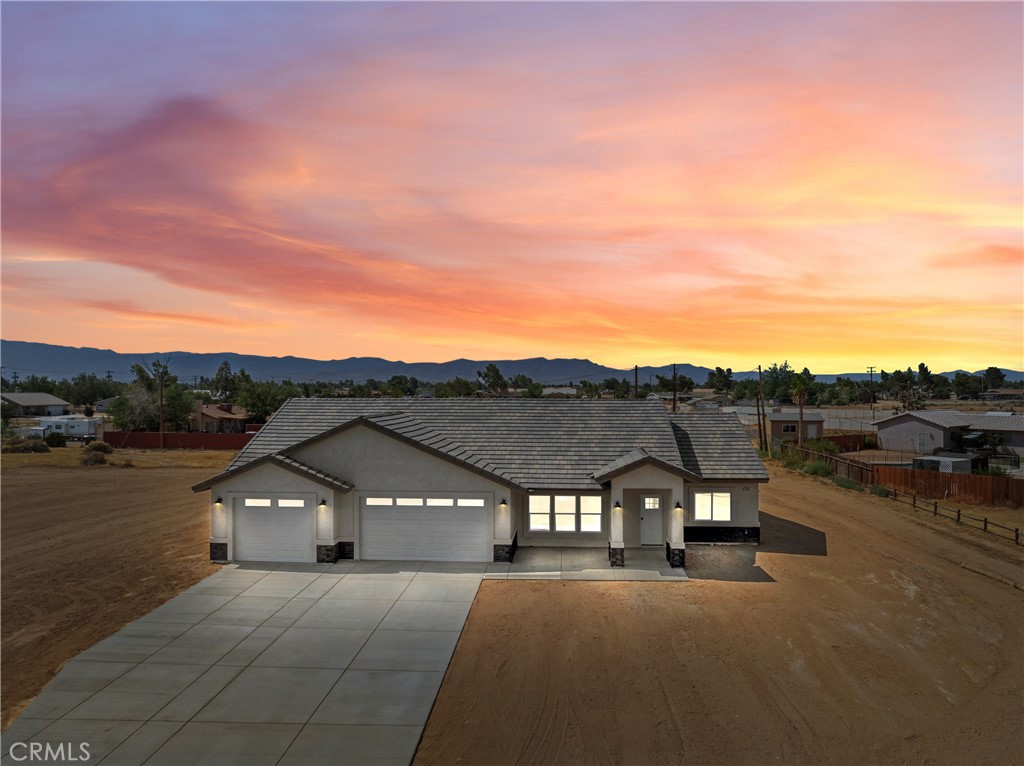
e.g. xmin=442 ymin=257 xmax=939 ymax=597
xmin=694 ymin=492 xmax=731 ymax=521
xmin=528 ymin=495 xmax=603 ymax=532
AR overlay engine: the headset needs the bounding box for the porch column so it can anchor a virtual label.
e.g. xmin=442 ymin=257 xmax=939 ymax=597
xmin=666 ymin=494 xmax=686 ymax=568
xmin=609 ymin=497 xmax=625 ymax=567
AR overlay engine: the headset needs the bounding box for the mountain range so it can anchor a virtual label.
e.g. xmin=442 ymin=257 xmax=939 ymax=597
xmin=1 ymin=340 xmax=1021 ymax=386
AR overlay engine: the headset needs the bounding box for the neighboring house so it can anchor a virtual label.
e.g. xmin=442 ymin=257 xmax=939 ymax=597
xmin=0 ymin=393 xmax=70 ymax=417
xmin=982 ymin=388 xmax=1024 ymax=402
xmin=191 ymin=403 xmax=249 ymax=434
xmin=193 ymin=400 xmax=768 ymax=567
xmin=541 ymin=387 xmax=577 ymax=398
xmin=93 ymin=397 xmax=118 ymax=414
xmin=872 ymin=410 xmax=1024 ymax=455
xmin=767 ymin=412 xmax=825 ymax=444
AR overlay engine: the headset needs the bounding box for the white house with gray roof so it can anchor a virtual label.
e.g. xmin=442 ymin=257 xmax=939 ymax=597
xmin=193 ymin=400 xmax=768 ymax=567
xmin=872 ymin=410 xmax=1024 ymax=455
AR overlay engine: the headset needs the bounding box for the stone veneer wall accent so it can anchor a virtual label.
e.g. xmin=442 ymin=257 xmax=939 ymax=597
xmin=337 ymin=541 xmax=355 ymax=560
xmin=316 ymin=544 xmax=337 ymax=564
xmin=664 ymin=542 xmax=685 ymax=568
xmin=493 ymin=531 xmax=519 ymax=563
xmin=608 ymin=543 xmax=625 ymax=567
xmin=210 ymin=542 xmax=228 ymax=562
xmin=685 ymin=526 xmax=760 ymax=543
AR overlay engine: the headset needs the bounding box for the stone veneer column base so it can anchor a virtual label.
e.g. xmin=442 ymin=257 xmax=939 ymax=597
xmin=608 ymin=543 xmax=625 ymax=567
xmin=493 ymin=531 xmax=519 ymax=563
xmin=336 ymin=541 xmax=355 ymax=560
xmin=665 ymin=542 xmax=685 ymax=568
xmin=210 ymin=542 xmax=228 ymax=562
xmin=316 ymin=544 xmax=337 ymax=564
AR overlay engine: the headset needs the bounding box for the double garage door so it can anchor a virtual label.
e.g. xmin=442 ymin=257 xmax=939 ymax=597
xmin=361 ymin=495 xmax=491 ymax=562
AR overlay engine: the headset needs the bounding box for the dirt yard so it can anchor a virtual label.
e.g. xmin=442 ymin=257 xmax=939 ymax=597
xmin=0 ymin=449 xmax=231 ymax=729
xmin=417 ymin=464 xmax=1024 ymax=766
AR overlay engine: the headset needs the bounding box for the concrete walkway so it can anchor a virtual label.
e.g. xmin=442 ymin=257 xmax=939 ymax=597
xmin=4 ymin=549 xmax=684 ymax=765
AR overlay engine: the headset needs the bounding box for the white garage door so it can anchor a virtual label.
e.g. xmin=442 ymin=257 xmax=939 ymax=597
xmin=234 ymin=498 xmax=315 ymax=562
xmin=361 ymin=496 xmax=491 ymax=562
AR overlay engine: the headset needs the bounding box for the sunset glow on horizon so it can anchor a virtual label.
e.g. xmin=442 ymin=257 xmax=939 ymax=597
xmin=2 ymin=2 xmax=1022 ymax=373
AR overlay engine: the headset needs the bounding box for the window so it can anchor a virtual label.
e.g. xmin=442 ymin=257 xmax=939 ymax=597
xmin=529 ymin=495 xmax=551 ymax=531
xmin=277 ymin=499 xmax=305 ymax=508
xmin=782 ymin=424 xmax=797 ymax=434
xmin=644 ymin=497 xmax=660 ymax=510
xmin=528 ymin=495 xmax=603 ymax=532
xmin=693 ymin=492 xmax=731 ymax=521
xmin=244 ymin=498 xmax=271 ymax=507
xmin=365 ymin=498 xmax=393 ymax=506
xmin=426 ymin=498 xmax=454 ymax=507
xmin=457 ymin=498 xmax=486 ymax=507
xmin=396 ymin=498 xmax=423 ymax=506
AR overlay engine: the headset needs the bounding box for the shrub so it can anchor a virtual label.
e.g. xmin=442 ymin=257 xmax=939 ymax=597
xmin=803 ymin=461 xmax=834 ymax=477
xmin=804 ymin=439 xmax=841 ymax=455
xmin=782 ymin=450 xmax=805 ymax=470
xmin=869 ymin=484 xmax=891 ymax=498
xmin=80 ymin=450 xmax=107 ymax=466
xmin=1 ymin=435 xmax=50 ymax=453
xmin=121 ymin=459 xmax=134 ymax=469
xmin=44 ymin=432 xmax=68 ymax=448
xmin=832 ymin=475 xmax=863 ymax=492
xmin=975 ymin=466 xmax=1010 ymax=477
xmin=86 ymin=441 xmax=114 ymax=454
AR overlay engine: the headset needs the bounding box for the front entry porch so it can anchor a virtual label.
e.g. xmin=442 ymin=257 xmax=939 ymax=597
xmin=486 ymin=547 xmax=687 ymax=581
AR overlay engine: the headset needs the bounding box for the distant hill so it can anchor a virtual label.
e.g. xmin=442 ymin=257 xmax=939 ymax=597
xmin=1 ymin=340 xmax=1020 ymax=386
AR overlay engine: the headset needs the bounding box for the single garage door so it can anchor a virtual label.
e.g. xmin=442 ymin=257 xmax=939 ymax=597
xmin=361 ymin=496 xmax=491 ymax=562
xmin=234 ymin=497 xmax=315 ymax=562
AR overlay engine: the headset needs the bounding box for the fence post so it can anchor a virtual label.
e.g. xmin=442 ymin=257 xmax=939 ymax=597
xmin=956 ymin=509 xmax=961 ymax=525
xmin=933 ymin=501 xmax=937 ymax=516
xmin=1016 ymin=528 xmax=1020 ymax=546
xmin=912 ymin=494 xmax=916 ymax=510
xmin=984 ymin=518 xmax=988 ymax=532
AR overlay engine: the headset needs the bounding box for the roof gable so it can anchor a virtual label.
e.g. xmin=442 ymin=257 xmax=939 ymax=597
xmin=670 ymin=413 xmax=769 ymax=481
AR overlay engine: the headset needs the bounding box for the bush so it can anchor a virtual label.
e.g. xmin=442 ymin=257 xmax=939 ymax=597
xmin=869 ymin=484 xmax=891 ymax=497
xmin=44 ymin=432 xmax=68 ymax=448
xmin=86 ymin=441 xmax=114 ymax=454
xmin=832 ymin=475 xmax=863 ymax=492
xmin=1 ymin=435 xmax=51 ymax=453
xmin=803 ymin=461 xmax=834 ymax=477
xmin=804 ymin=439 xmax=841 ymax=455
xmin=80 ymin=450 xmax=107 ymax=466
xmin=782 ymin=450 xmax=805 ymax=470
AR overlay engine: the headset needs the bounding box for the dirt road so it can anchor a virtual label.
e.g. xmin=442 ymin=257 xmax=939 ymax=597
xmin=416 ymin=465 xmax=1024 ymax=766
xmin=1 ymin=457 xmax=228 ymax=729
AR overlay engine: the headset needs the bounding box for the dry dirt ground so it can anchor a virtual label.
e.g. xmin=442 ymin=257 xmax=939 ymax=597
xmin=417 ymin=463 xmax=1024 ymax=766
xmin=0 ymin=448 xmax=231 ymax=730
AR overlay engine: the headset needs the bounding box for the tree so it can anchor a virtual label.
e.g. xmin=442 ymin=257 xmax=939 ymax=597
xmin=212 ymin=361 xmax=238 ymax=401
xmin=790 ymin=369 xmax=814 ymax=446
xmin=705 ymin=367 xmax=733 ymax=394
xmin=524 ymin=382 xmax=544 ymax=398
xmin=477 ymin=364 xmax=508 ymax=395
xmin=110 ymin=386 xmax=159 ymax=431
xmin=982 ymin=367 xmax=1006 ymax=390
xmin=762 ymin=362 xmax=795 ymax=402
xmin=509 ymin=373 xmax=534 ymax=390
xmin=238 ymin=379 xmax=299 ymax=423
xmin=951 ymin=372 xmax=984 ymax=400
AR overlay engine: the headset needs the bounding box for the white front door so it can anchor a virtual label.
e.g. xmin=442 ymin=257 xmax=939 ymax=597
xmin=640 ymin=495 xmax=662 ymax=545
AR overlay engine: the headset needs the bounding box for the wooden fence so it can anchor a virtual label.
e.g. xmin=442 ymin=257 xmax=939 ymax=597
xmin=784 ymin=445 xmax=877 ymax=485
xmin=883 ymin=488 xmax=1021 ymax=546
xmin=875 ymin=466 xmax=1024 ymax=509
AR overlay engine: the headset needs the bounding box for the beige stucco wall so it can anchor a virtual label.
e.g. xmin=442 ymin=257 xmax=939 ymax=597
xmin=611 ymin=465 xmax=689 ymax=546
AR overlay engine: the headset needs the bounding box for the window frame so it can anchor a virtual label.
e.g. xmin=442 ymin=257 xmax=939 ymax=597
xmin=781 ymin=424 xmax=797 ymax=434
xmin=527 ymin=494 xmax=604 ymax=533
xmin=693 ymin=491 xmax=732 ymax=521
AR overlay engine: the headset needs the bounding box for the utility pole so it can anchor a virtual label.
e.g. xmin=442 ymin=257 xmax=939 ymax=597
xmin=634 ymin=365 xmax=639 ymax=399
xmin=12 ymin=371 xmax=19 ymax=389
xmin=867 ymin=366 xmax=876 ymax=417
xmin=757 ymin=364 xmax=769 ymax=457
xmin=672 ymin=363 xmax=678 ymax=413
xmin=105 ymin=370 xmax=113 ymax=382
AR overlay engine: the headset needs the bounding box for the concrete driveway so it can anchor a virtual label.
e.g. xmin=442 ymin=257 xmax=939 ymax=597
xmin=4 ymin=549 xmax=684 ymax=765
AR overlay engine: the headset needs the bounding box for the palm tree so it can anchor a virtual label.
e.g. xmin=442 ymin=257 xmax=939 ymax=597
xmin=791 ymin=375 xmax=809 ymax=447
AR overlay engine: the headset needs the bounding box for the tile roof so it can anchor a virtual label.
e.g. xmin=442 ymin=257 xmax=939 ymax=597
xmin=962 ymin=415 xmax=1024 ymax=433
xmin=670 ymin=413 xmax=769 ymax=481
xmin=207 ymin=398 xmax=767 ymax=492
xmin=872 ymin=410 xmax=1024 ymax=433
xmin=271 ymin=455 xmax=353 ymax=491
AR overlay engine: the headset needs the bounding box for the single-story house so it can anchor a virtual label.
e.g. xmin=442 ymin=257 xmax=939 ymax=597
xmin=191 ymin=403 xmax=249 ymax=434
xmin=981 ymin=388 xmax=1023 ymax=402
xmin=193 ymin=399 xmax=768 ymax=567
xmin=93 ymin=397 xmax=118 ymax=414
xmin=0 ymin=392 xmax=70 ymax=417
xmin=767 ymin=412 xmax=825 ymax=443
xmin=872 ymin=410 xmax=1024 ymax=455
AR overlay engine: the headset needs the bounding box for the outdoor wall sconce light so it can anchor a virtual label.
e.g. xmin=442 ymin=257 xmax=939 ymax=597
xmin=614 ymin=501 xmax=622 ymax=510
xmin=674 ymin=501 xmax=683 ymax=510
xmin=214 ymin=497 xmax=222 ymax=505
xmin=499 ymin=498 xmax=508 ymax=509
xmin=318 ymin=499 xmax=327 ymax=508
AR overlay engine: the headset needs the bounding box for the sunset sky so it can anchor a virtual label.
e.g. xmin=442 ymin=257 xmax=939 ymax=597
xmin=2 ymin=2 xmax=1021 ymax=374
